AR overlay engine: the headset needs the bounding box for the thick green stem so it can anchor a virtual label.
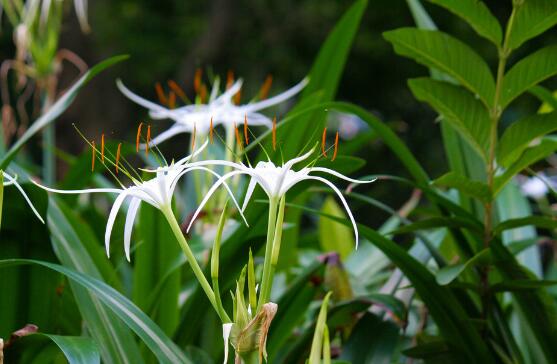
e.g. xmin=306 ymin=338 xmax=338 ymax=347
xmin=257 ymin=197 xmax=279 ymax=311
xmin=162 ymin=206 xmax=230 ymax=322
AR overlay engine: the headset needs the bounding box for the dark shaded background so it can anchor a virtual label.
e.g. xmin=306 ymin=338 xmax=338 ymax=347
xmin=1 ymin=0 xmax=555 ymax=212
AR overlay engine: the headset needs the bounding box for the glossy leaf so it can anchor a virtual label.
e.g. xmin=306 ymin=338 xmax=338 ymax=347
xmin=427 ymin=0 xmax=502 ymax=45
xmin=41 ymin=334 xmax=100 ymax=364
xmin=0 ymin=259 xmax=190 ymax=364
xmin=409 ymin=78 xmax=491 ymax=159
xmin=497 ymin=110 xmax=557 ymax=167
xmin=383 ymin=28 xmax=495 ymax=106
xmin=434 ymin=172 xmax=491 ymax=203
xmin=494 ymin=216 xmax=557 ymax=235
xmin=319 ymin=196 xmax=354 ymax=260
xmin=492 ymin=279 xmax=557 ymax=292
xmin=507 ymin=0 xmax=557 ymax=51
xmin=501 ymin=45 xmax=557 ymax=107
xmin=436 ymin=248 xmax=490 ymax=285
xmin=0 ymin=55 xmax=128 ymax=170
xmin=308 ymin=292 xmax=332 ymax=364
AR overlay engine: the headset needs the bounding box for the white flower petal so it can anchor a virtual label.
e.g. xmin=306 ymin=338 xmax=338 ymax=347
xmin=105 ymin=192 xmax=129 ymax=258
xmin=32 ymin=179 xmax=122 ymax=195
xmin=141 ymin=124 xmax=189 ymax=149
xmin=124 ymin=198 xmax=141 ymax=262
xmin=243 ymin=78 xmax=308 ymax=113
xmin=242 ymin=176 xmax=258 ymax=212
xmin=309 ymin=167 xmax=376 ymax=184
xmin=222 ymin=323 xmax=233 ymax=364
xmin=282 ymin=147 xmax=315 ymax=170
xmin=216 ymin=79 xmax=243 ymax=103
xmin=117 ymin=79 xmax=170 ymax=115
xmin=3 ymin=173 xmax=44 ymax=224
xmin=186 ymin=170 xmax=246 ymax=233
xmin=305 ymin=176 xmax=360 ymax=249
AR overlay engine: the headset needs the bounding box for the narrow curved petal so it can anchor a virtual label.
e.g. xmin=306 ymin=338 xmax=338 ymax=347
xmin=305 ymin=176 xmax=360 ymax=249
xmin=242 ymin=176 xmax=258 ymax=212
xmin=4 ymin=174 xmax=44 ymax=224
xmin=209 ymin=77 xmax=221 ymax=102
xmin=243 ymin=112 xmax=273 ymax=127
xmin=186 ymin=159 xmax=246 ymax=171
xmin=116 ymin=79 xmax=170 ymax=115
xmin=105 ymin=192 xmax=129 ymax=258
xmin=173 ymin=166 xmax=249 ymax=227
xmin=124 ymin=198 xmax=141 ymax=262
xmin=309 ymin=167 xmax=377 ymax=184
xmin=1 ymin=172 xmax=16 ymax=186
xmin=283 ymin=147 xmax=315 ymax=170
xmin=186 ymin=170 xmax=247 ymax=233
xmin=243 ymin=78 xmax=309 ymax=113
xmin=32 ymin=179 xmax=122 ymax=195
xmin=176 ymin=138 xmax=209 ymax=165
xmin=215 ymin=79 xmax=243 ymax=103
xmin=140 ymin=125 xmax=189 ymax=149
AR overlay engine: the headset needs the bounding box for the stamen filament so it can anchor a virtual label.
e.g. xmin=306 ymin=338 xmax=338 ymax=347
xmin=115 ymin=143 xmax=122 ymax=174
xmin=200 ymin=84 xmax=208 ymax=103
xmin=91 ymin=140 xmax=96 ymax=171
xmin=321 ymin=128 xmax=327 ymax=157
xmin=233 ymin=87 xmax=241 ymax=105
xmin=146 ymin=125 xmax=151 ymax=157
xmin=234 ymin=123 xmax=243 ymax=148
xmin=191 ymin=123 xmax=197 ymax=151
xmin=332 ymin=131 xmax=339 ymax=161
xmin=272 ymin=116 xmax=277 ymax=151
xmin=244 ymin=115 xmax=249 ymax=145
xmin=101 ymin=134 xmax=105 ymax=163
xmin=155 ymin=82 xmax=167 ymax=105
xmin=259 ymin=74 xmax=273 ymax=100
xmin=136 ymin=122 xmax=143 ymax=152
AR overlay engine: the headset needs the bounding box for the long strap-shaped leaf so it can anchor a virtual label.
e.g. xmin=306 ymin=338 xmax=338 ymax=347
xmin=0 ymin=259 xmax=190 ymax=364
xmin=0 ymin=55 xmax=128 ymax=169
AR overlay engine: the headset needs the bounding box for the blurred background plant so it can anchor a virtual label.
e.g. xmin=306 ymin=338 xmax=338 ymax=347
xmin=1 ymin=0 xmax=557 ymax=363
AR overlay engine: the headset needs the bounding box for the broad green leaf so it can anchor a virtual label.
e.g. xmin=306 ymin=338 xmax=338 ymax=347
xmin=492 ymin=279 xmax=557 ymax=292
xmin=507 ymin=0 xmax=557 ymax=51
xmin=0 ymin=55 xmax=128 ymax=170
xmin=41 ymin=334 xmax=100 ymax=364
xmin=383 ymin=28 xmax=495 ymax=106
xmin=319 ymin=196 xmax=354 ymax=260
xmin=389 ymin=216 xmax=483 ymax=235
xmin=308 ymin=292 xmax=332 ymax=364
xmin=427 ymin=0 xmax=502 ymax=45
xmin=403 ymin=339 xmax=450 ymax=359
xmin=436 ymin=248 xmax=490 ymax=285
xmin=494 ymin=137 xmax=557 ymax=194
xmin=134 ymin=203 xmax=180 ymax=337
xmin=409 ymin=78 xmax=491 ymax=159
xmin=366 ymin=293 xmax=407 ymax=322
xmin=531 ymin=85 xmax=557 ymax=112
xmin=497 ymin=110 xmax=557 ymax=167
xmin=501 ymin=45 xmax=557 ymax=107
xmin=0 ymin=259 xmax=190 ymax=364
xmin=491 ymin=240 xmax=557 ymax=361
xmin=494 ymin=216 xmax=557 ymax=235
xmin=47 ymin=198 xmax=143 ymax=364
xmin=434 ymin=172 xmax=491 ymax=203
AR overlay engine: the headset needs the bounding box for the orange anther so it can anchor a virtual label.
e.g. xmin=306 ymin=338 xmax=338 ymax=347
xmin=199 ymin=84 xmax=208 ymax=103
xmin=145 ymin=125 xmax=151 ymax=157
xmin=233 ymin=87 xmax=242 ymax=105
xmin=226 ymin=70 xmax=234 ymax=89
xmin=244 ymin=115 xmax=249 ymax=145
xmin=115 ymin=143 xmax=122 ymax=174
xmin=191 ymin=123 xmax=197 ymax=151
xmin=101 ymin=134 xmax=105 ymax=163
xmin=258 ymin=74 xmax=273 ymax=100
xmin=136 ymin=122 xmax=143 ymax=152
xmin=321 ymin=128 xmax=327 ymax=157
xmin=332 ymin=131 xmax=339 ymax=161
xmin=194 ymin=68 xmax=202 ymax=94
xmin=167 ymin=80 xmax=187 ymax=102
xmin=155 ymin=82 xmax=167 ymax=105
xmin=91 ymin=140 xmax=96 ymax=172
xmin=168 ymin=91 xmax=176 ymax=109
xmin=234 ymin=123 xmax=243 ymax=148
xmin=272 ymin=116 xmax=277 ymax=151
xmin=209 ymin=117 xmax=214 ymax=144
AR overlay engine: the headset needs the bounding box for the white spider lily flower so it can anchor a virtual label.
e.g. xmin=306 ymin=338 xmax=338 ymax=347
xmin=222 ymin=323 xmax=233 ymax=364
xmin=186 ymin=149 xmax=375 ymax=248
xmin=2 ymin=171 xmax=44 ymax=223
xmin=116 ymin=77 xmax=308 ymax=147
xmin=32 ymin=141 xmax=247 ymax=261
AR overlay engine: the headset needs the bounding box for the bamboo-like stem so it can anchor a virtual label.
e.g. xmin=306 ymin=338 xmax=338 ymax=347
xmin=257 ymin=196 xmax=279 ymax=311
xmin=162 ymin=206 xmax=230 ymax=323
